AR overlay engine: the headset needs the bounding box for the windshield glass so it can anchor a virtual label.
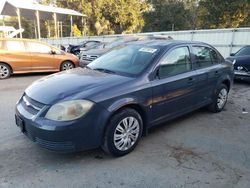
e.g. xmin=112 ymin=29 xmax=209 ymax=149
xmin=88 ymin=45 xmax=160 ymax=76
xmin=235 ymin=46 xmax=250 ymax=56
xmin=105 ymin=38 xmax=124 ymax=49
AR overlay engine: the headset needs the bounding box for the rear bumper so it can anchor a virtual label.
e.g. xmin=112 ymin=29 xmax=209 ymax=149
xmin=15 ymin=100 xmax=110 ymax=152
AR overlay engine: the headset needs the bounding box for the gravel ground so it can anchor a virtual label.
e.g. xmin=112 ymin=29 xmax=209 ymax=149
xmin=0 ymin=73 xmax=250 ymax=188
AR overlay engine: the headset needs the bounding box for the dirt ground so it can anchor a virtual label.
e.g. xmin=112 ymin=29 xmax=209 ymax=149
xmin=0 ymin=73 xmax=250 ymax=188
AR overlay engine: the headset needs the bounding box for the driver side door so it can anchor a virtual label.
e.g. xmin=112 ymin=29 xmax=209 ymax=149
xmin=150 ymin=46 xmax=198 ymax=125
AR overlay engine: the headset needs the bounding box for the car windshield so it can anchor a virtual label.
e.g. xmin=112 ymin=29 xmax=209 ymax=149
xmin=235 ymin=46 xmax=250 ymax=56
xmin=88 ymin=45 xmax=160 ymax=76
xmin=105 ymin=38 xmax=125 ymax=49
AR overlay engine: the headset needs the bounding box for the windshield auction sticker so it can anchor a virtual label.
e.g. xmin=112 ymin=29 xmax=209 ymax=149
xmin=139 ymin=48 xmax=158 ymax=53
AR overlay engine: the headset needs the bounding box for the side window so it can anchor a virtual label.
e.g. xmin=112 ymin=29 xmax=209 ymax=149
xmin=52 ymin=48 xmax=63 ymax=55
xmin=85 ymin=42 xmax=97 ymax=47
xmin=159 ymin=47 xmax=191 ymax=78
xmin=193 ymin=46 xmax=219 ymax=68
xmin=26 ymin=42 xmax=52 ymax=53
xmin=6 ymin=41 xmax=26 ymax=52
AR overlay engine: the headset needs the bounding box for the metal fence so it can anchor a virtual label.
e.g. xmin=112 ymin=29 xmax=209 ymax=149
xmin=42 ymin=27 xmax=250 ymax=57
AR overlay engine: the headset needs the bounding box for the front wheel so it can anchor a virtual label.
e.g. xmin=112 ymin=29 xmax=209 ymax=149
xmin=102 ymin=108 xmax=143 ymax=157
xmin=208 ymin=84 xmax=229 ymax=113
xmin=60 ymin=61 xmax=75 ymax=71
xmin=0 ymin=63 xmax=11 ymax=79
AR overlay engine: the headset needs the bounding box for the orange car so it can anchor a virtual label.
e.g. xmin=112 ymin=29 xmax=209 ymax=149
xmin=0 ymin=38 xmax=79 ymax=79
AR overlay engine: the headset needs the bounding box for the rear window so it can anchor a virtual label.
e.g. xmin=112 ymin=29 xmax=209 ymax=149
xmin=6 ymin=41 xmax=26 ymax=52
xmin=193 ymin=46 xmax=219 ymax=68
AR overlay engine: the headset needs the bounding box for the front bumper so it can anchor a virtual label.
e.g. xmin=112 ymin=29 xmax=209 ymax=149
xmin=15 ymin=96 xmax=110 ymax=152
xmin=234 ymin=70 xmax=250 ymax=81
xmin=79 ymin=60 xmax=92 ymax=67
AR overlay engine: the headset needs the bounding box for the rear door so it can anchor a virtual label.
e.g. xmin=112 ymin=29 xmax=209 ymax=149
xmin=4 ymin=40 xmax=31 ymax=72
xmin=191 ymin=45 xmax=223 ymax=102
xmin=151 ymin=46 xmax=198 ymax=124
xmin=26 ymin=41 xmax=60 ymax=71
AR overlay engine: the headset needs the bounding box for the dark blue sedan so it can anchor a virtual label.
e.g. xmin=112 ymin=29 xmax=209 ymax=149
xmin=227 ymin=45 xmax=250 ymax=81
xmin=15 ymin=40 xmax=234 ymax=156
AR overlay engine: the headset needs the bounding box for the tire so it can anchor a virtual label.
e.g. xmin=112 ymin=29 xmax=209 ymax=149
xmin=60 ymin=61 xmax=75 ymax=71
xmin=0 ymin=63 xmax=11 ymax=79
xmin=208 ymin=84 xmax=229 ymax=113
xmin=102 ymin=108 xmax=143 ymax=157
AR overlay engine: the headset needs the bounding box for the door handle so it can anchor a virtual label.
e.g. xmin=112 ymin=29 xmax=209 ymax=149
xmin=187 ymin=77 xmax=195 ymax=84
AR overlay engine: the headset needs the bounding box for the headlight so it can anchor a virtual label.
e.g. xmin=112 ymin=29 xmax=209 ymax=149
xmin=45 ymin=100 xmax=94 ymax=121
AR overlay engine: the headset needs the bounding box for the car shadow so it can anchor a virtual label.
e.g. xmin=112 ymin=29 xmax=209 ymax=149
xmin=11 ymin=72 xmax=54 ymax=78
xmin=33 ymin=108 xmax=210 ymax=161
xmin=234 ymin=79 xmax=250 ymax=85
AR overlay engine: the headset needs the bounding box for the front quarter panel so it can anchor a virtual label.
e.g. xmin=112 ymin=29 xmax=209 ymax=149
xmin=96 ymin=79 xmax=153 ymax=126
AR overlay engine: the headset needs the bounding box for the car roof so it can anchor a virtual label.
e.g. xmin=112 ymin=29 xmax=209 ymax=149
xmin=0 ymin=38 xmax=53 ymax=45
xmin=127 ymin=39 xmax=210 ymax=48
xmin=0 ymin=38 xmax=60 ymax=50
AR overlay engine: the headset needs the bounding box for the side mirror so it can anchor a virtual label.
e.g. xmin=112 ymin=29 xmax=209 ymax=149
xmin=230 ymin=53 xmax=235 ymax=56
xmin=50 ymin=50 xmax=56 ymax=55
xmin=155 ymin=68 xmax=161 ymax=80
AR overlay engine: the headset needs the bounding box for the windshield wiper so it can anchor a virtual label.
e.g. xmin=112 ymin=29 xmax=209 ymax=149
xmin=93 ymin=68 xmax=117 ymax=74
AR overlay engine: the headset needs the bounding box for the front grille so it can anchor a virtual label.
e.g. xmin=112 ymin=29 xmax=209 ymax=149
xmin=234 ymin=65 xmax=249 ymax=72
xmin=35 ymin=138 xmax=75 ymax=151
xmin=81 ymin=54 xmax=99 ymax=62
xmin=20 ymin=94 xmax=45 ymax=115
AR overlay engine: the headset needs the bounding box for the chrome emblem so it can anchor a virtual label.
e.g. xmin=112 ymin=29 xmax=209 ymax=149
xmin=237 ymin=66 xmax=243 ymax=71
xmin=23 ymin=96 xmax=31 ymax=107
xmin=22 ymin=96 xmax=41 ymax=111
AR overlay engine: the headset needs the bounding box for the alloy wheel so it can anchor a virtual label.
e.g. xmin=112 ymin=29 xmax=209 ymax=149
xmin=62 ymin=62 xmax=74 ymax=71
xmin=217 ymin=88 xmax=228 ymax=109
xmin=0 ymin=64 xmax=10 ymax=79
xmin=113 ymin=117 xmax=140 ymax=151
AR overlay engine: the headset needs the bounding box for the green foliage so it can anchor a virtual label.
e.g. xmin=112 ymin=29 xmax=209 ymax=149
xmin=3 ymin=0 xmax=250 ymax=38
xmin=198 ymin=0 xmax=250 ymax=28
xmin=143 ymin=0 xmax=192 ymax=32
xmin=55 ymin=0 xmax=151 ymax=35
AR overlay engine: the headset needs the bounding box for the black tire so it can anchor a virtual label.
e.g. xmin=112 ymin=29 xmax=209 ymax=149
xmin=60 ymin=61 xmax=75 ymax=71
xmin=208 ymin=84 xmax=229 ymax=113
xmin=0 ymin=63 xmax=11 ymax=79
xmin=102 ymin=108 xmax=143 ymax=157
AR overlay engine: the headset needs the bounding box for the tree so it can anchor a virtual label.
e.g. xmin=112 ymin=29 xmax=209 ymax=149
xmin=143 ymin=0 xmax=192 ymax=32
xmin=198 ymin=0 xmax=250 ymax=29
xmin=51 ymin=0 xmax=150 ymax=35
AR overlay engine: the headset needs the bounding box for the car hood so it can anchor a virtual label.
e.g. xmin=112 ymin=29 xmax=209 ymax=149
xmin=25 ymin=68 xmax=133 ymax=105
xmin=82 ymin=48 xmax=109 ymax=56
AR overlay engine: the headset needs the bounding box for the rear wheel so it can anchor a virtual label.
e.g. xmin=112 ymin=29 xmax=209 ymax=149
xmin=208 ymin=84 xmax=229 ymax=113
xmin=102 ymin=108 xmax=143 ymax=157
xmin=0 ymin=63 xmax=11 ymax=79
xmin=60 ymin=61 xmax=75 ymax=71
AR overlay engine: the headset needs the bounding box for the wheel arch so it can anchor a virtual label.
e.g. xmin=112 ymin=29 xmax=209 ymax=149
xmin=103 ymin=101 xmax=149 ymax=141
xmin=216 ymin=74 xmax=232 ymax=93
xmin=221 ymin=79 xmax=231 ymax=91
xmin=0 ymin=62 xmax=13 ymax=73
